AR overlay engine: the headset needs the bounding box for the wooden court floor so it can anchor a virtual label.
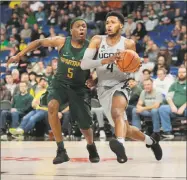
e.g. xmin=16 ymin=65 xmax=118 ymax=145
xmin=1 ymin=141 xmax=186 ymax=180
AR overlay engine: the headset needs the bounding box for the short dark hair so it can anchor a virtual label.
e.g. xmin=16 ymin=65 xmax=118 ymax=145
xmin=142 ymin=69 xmax=151 ymax=74
xmin=106 ymin=11 xmax=125 ymax=25
xmin=143 ymin=78 xmax=153 ymax=83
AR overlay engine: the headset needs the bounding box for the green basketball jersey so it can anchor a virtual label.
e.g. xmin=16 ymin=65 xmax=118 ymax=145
xmin=52 ymin=36 xmax=90 ymax=87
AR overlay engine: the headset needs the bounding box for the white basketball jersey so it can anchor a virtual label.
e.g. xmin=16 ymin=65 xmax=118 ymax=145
xmin=96 ymin=35 xmax=131 ymax=87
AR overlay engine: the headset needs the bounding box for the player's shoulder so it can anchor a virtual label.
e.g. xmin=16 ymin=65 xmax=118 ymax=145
xmin=91 ymin=35 xmax=102 ymax=43
xmin=90 ymin=35 xmax=103 ymax=49
xmin=124 ymin=37 xmax=136 ymax=50
xmin=124 ymin=38 xmax=135 ymax=46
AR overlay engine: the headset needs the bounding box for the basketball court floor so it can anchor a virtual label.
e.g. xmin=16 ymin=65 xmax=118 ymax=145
xmin=1 ymin=141 xmax=186 ymax=180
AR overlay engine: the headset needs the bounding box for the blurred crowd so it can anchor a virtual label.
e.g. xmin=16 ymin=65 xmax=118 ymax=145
xmin=0 ymin=1 xmax=186 ymax=141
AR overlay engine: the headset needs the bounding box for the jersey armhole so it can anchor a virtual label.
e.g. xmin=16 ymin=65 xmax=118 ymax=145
xmin=58 ymin=38 xmax=66 ymax=54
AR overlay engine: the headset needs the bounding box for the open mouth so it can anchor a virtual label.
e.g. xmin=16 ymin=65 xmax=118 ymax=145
xmin=79 ymin=32 xmax=84 ymax=37
xmin=107 ymin=29 xmax=112 ymax=33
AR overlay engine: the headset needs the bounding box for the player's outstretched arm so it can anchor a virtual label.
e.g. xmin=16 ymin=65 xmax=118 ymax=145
xmin=7 ymin=36 xmax=65 ymax=66
xmin=81 ymin=35 xmax=119 ymax=70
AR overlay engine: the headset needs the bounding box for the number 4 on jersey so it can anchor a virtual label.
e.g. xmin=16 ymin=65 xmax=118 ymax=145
xmin=106 ymin=63 xmax=114 ymax=72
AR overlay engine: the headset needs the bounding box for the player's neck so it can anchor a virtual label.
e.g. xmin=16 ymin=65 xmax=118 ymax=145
xmin=106 ymin=34 xmax=121 ymax=46
xmin=71 ymin=38 xmax=84 ymax=49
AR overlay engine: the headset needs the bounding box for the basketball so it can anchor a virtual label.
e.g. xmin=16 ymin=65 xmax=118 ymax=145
xmin=116 ymin=49 xmax=141 ymax=73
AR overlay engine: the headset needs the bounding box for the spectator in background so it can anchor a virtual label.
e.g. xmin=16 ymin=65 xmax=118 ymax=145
xmin=0 ymin=82 xmax=33 ymax=139
xmin=174 ymin=8 xmax=183 ymax=22
xmin=172 ymin=20 xmax=181 ymax=38
xmin=9 ymin=78 xmax=48 ymax=139
xmin=159 ymin=67 xmax=187 ymax=139
xmin=142 ymin=35 xmax=151 ymax=52
xmin=94 ymin=6 xmax=107 ymax=35
xmin=177 ymin=33 xmax=187 ymax=66
xmin=181 ymin=52 xmax=187 ymax=68
xmin=126 ymin=78 xmax=142 ymax=122
xmin=51 ymin=57 xmax=58 ymax=74
xmin=11 ymin=28 xmax=21 ymax=43
xmin=0 ymin=35 xmax=9 ymax=51
xmin=134 ymin=11 xmax=143 ymax=23
xmin=144 ymin=10 xmax=159 ymax=31
xmin=20 ymin=22 xmax=32 ymax=39
xmin=29 ymin=72 xmax=37 ymax=87
xmin=45 ymin=65 xmax=53 ymax=84
xmin=17 ymin=56 xmax=30 ymax=75
xmin=47 ymin=11 xmax=58 ymax=26
xmin=177 ymin=25 xmax=186 ymax=44
xmin=159 ymin=9 xmax=171 ymax=25
xmin=6 ymin=13 xmax=20 ymax=29
xmin=11 ymin=69 xmax=20 ymax=84
xmin=153 ymin=55 xmax=170 ymax=76
xmin=132 ymin=78 xmax=163 ymax=134
xmin=122 ymin=14 xmax=136 ymax=36
xmin=60 ymin=14 xmax=70 ymax=31
xmin=13 ymin=72 xmax=34 ymax=97
xmin=80 ymin=6 xmax=95 ymax=24
xmin=153 ymin=68 xmax=174 ymax=97
xmin=8 ymin=35 xmax=19 ymax=48
xmin=130 ymin=35 xmax=144 ymax=53
xmin=31 ymin=24 xmax=40 ymax=41
xmin=33 ymin=76 xmax=48 ymax=95
xmin=132 ymin=22 xmax=147 ymax=40
xmin=35 ymin=6 xmax=45 ymax=23
xmin=147 ymin=44 xmax=159 ymax=63
xmin=30 ymin=1 xmax=44 ymax=12
xmin=157 ymin=46 xmax=172 ymax=66
xmin=32 ymin=61 xmax=45 ymax=74
xmin=26 ymin=64 xmax=33 ymax=74
xmin=49 ymin=27 xmax=56 ymax=37
xmin=139 ymin=69 xmax=152 ymax=88
xmin=0 ymin=82 xmax=11 ymax=101
xmin=5 ymin=74 xmax=16 ymax=96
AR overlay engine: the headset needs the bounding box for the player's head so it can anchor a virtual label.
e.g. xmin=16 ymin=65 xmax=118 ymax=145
xmin=105 ymin=11 xmax=125 ymax=37
xmin=70 ymin=17 xmax=87 ymax=42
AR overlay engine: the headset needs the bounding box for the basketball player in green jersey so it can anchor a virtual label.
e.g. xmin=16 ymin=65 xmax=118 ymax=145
xmin=7 ymin=18 xmax=100 ymax=164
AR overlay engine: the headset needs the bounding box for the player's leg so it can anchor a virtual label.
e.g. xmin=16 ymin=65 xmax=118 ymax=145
xmin=125 ymin=121 xmax=162 ymax=161
xmin=69 ymin=90 xmax=100 ymax=163
xmin=109 ymin=91 xmax=128 ymax=163
xmin=46 ymin=89 xmax=69 ymax=164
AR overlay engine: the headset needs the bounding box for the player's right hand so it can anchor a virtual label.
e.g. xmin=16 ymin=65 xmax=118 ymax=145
xmin=7 ymin=54 xmax=21 ymax=67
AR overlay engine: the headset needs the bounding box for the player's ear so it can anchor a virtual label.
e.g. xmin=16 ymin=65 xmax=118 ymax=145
xmin=120 ymin=23 xmax=123 ymax=29
xmin=70 ymin=29 xmax=72 ymax=35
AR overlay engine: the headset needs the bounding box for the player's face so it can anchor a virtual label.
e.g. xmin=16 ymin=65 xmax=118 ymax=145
xmin=178 ymin=68 xmax=186 ymax=81
xmin=105 ymin=16 xmax=123 ymax=36
xmin=71 ymin=20 xmax=87 ymax=41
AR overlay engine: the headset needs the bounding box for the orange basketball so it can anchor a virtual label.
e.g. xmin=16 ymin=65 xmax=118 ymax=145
xmin=116 ymin=49 xmax=141 ymax=73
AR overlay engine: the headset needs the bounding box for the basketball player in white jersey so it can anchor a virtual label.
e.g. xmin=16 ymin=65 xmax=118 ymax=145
xmin=81 ymin=11 xmax=162 ymax=163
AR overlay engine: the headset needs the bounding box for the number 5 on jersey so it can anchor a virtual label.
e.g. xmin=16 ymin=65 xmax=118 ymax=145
xmin=67 ymin=68 xmax=73 ymax=78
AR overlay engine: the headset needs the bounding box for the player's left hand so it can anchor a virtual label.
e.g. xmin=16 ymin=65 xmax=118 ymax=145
xmin=85 ymin=78 xmax=96 ymax=88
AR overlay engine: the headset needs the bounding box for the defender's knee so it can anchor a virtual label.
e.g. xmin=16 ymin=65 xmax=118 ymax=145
xmin=48 ymin=100 xmax=59 ymax=114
